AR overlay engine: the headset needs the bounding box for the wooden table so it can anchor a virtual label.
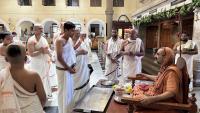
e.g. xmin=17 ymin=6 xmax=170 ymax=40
xmin=106 ymin=98 xmax=128 ymax=113
xmin=95 ymin=80 xmax=128 ymax=113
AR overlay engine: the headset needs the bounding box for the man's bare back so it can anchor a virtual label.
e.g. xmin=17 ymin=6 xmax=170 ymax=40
xmin=6 ymin=43 xmax=46 ymax=107
xmin=0 ymin=43 xmax=6 ymax=56
xmin=10 ymin=69 xmax=43 ymax=93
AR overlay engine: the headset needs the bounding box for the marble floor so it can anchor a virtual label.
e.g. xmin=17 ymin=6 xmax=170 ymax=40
xmin=44 ymin=51 xmax=200 ymax=113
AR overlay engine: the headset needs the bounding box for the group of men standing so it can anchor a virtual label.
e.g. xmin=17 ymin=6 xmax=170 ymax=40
xmin=0 ymin=20 xmax=198 ymax=113
xmin=54 ymin=22 xmax=91 ymax=113
xmin=0 ymin=21 xmax=92 ymax=113
xmin=104 ymin=28 xmax=197 ymax=92
xmin=104 ymin=28 xmax=145 ymax=83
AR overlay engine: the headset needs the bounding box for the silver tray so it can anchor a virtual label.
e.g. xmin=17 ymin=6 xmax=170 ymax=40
xmin=101 ymin=80 xmax=115 ymax=86
xmin=73 ymin=86 xmax=113 ymax=112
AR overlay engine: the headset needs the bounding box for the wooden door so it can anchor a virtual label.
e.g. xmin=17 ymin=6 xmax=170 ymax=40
xmin=91 ymin=24 xmax=100 ymax=36
xmin=160 ymin=24 xmax=173 ymax=48
xmin=146 ymin=26 xmax=158 ymax=49
xmin=182 ymin=18 xmax=193 ymax=39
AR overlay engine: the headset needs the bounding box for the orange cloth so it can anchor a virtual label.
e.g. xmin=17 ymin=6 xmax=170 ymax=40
xmin=133 ymin=65 xmax=182 ymax=102
xmin=133 ymin=47 xmax=182 ymax=113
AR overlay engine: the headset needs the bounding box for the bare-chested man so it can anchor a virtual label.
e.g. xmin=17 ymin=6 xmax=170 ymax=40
xmin=0 ymin=32 xmax=13 ymax=70
xmin=55 ymin=21 xmax=76 ymax=113
xmin=0 ymin=43 xmax=46 ymax=113
xmin=27 ymin=24 xmax=52 ymax=97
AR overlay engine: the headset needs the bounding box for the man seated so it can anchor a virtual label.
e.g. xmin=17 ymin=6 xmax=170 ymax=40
xmin=132 ymin=47 xmax=182 ymax=113
xmin=0 ymin=43 xmax=46 ymax=113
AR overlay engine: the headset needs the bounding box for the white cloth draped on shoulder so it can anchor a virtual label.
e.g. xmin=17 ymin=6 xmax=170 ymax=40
xmin=123 ymin=38 xmax=143 ymax=78
xmin=73 ymin=40 xmax=90 ymax=105
xmin=0 ymin=67 xmax=44 ymax=113
xmin=105 ymin=38 xmax=123 ymax=80
xmin=0 ymin=55 xmax=9 ymax=71
xmin=55 ymin=38 xmax=76 ymax=113
xmin=28 ymin=35 xmax=52 ymax=96
xmin=83 ymin=37 xmax=92 ymax=63
xmin=0 ymin=67 xmax=21 ymax=113
xmin=175 ymin=43 xmax=194 ymax=90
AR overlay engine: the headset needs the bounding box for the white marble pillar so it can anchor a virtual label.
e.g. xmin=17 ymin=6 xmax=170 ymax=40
xmin=105 ymin=0 xmax=114 ymax=39
xmin=192 ymin=7 xmax=200 ymax=87
xmin=193 ymin=8 xmax=200 ymax=55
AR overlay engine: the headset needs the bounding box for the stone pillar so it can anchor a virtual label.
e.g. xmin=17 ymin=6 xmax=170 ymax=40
xmin=105 ymin=0 xmax=114 ymax=39
xmin=193 ymin=8 xmax=200 ymax=51
xmin=192 ymin=8 xmax=200 ymax=86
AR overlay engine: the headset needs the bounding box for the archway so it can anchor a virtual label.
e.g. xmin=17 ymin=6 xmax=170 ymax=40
xmin=41 ymin=19 xmax=59 ymax=39
xmin=86 ymin=19 xmax=105 ymax=37
xmin=16 ymin=20 xmax=35 ymax=42
xmin=15 ymin=18 xmax=35 ymax=41
xmin=86 ymin=19 xmax=105 ymax=50
xmin=67 ymin=18 xmax=83 ymax=31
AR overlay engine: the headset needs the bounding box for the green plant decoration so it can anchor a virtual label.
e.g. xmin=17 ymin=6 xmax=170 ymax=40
xmin=132 ymin=0 xmax=200 ymax=26
xmin=180 ymin=5 xmax=188 ymax=16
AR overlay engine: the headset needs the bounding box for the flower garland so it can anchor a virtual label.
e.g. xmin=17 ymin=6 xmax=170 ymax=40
xmin=133 ymin=0 xmax=200 ymax=26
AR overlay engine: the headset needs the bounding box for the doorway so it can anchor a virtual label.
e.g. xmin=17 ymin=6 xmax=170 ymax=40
xmin=90 ymin=24 xmax=100 ymax=36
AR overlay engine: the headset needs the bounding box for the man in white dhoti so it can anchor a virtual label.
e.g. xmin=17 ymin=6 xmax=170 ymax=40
xmin=79 ymin=31 xmax=93 ymax=75
xmin=173 ymin=33 xmax=198 ymax=91
xmin=81 ymin=32 xmax=92 ymax=58
xmin=0 ymin=32 xmax=13 ymax=70
xmin=27 ymin=24 xmax=52 ymax=97
xmin=104 ymin=29 xmax=123 ymax=80
xmin=120 ymin=29 xmax=145 ymax=80
xmin=71 ymin=30 xmax=90 ymax=105
xmin=0 ymin=43 xmax=46 ymax=113
xmin=55 ymin=21 xmax=76 ymax=113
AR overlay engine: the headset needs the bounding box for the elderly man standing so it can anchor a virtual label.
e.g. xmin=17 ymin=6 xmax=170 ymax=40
xmin=71 ymin=30 xmax=90 ymax=105
xmin=104 ymin=29 xmax=123 ymax=80
xmin=120 ymin=28 xmax=144 ymax=81
xmin=80 ymin=31 xmax=93 ymax=75
xmin=27 ymin=24 xmax=52 ymax=97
